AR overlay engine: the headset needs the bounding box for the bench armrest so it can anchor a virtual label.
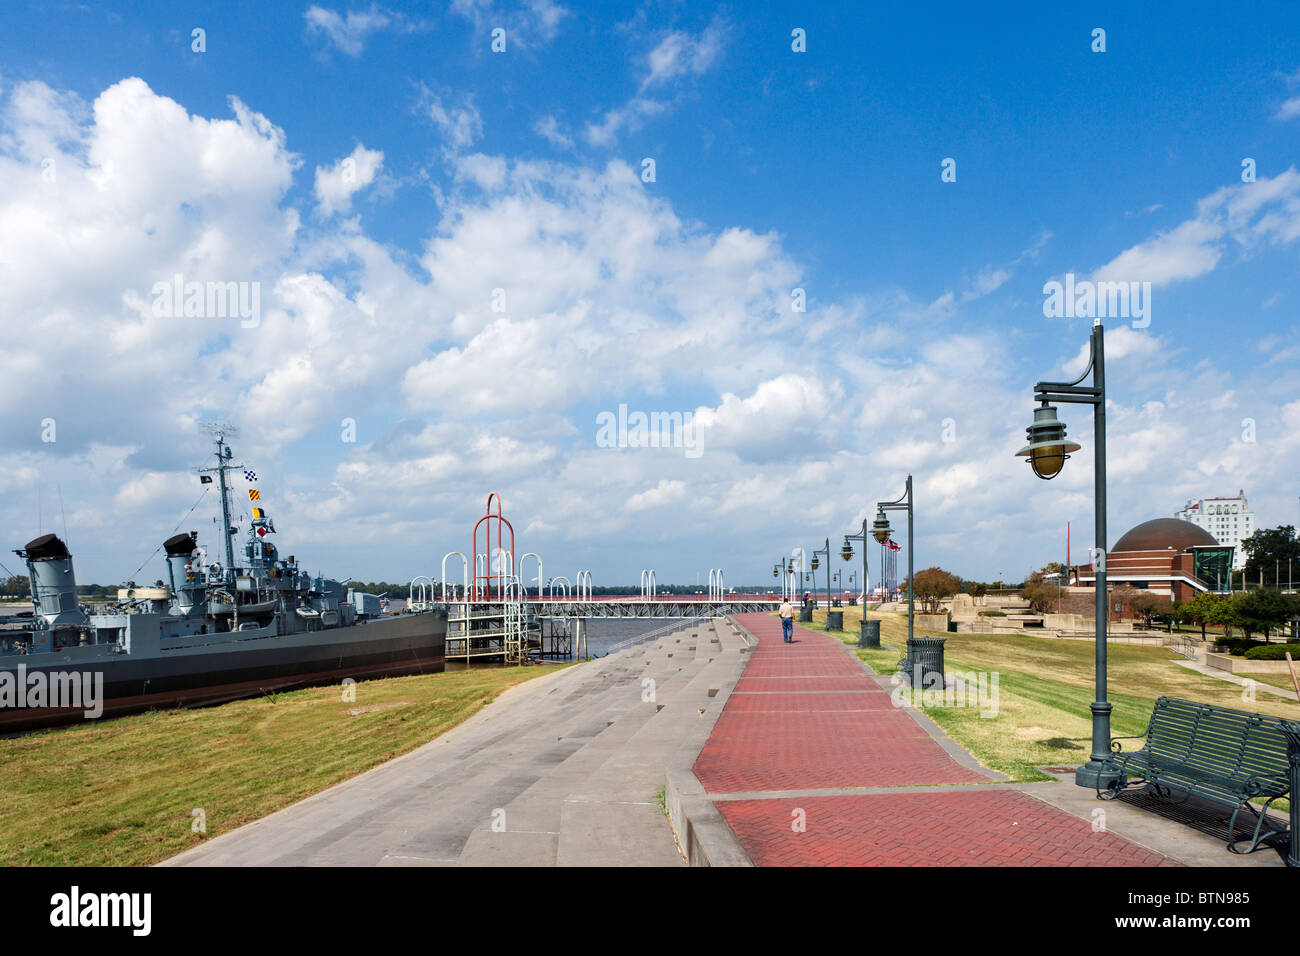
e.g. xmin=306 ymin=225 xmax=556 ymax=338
xmin=1109 ymin=733 xmax=1147 ymax=754
xmin=1243 ymin=773 xmax=1290 ymax=798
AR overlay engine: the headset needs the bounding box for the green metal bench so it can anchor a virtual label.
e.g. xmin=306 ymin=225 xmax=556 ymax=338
xmin=1102 ymin=696 xmax=1300 ymax=859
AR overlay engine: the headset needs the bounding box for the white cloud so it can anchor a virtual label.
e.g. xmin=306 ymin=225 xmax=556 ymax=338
xmin=962 ymin=231 xmax=1051 ymax=301
xmin=451 ymin=152 xmax=507 ymax=190
xmin=313 ymin=143 xmax=383 ymax=216
xmin=641 ymin=18 xmax=727 ymax=89
xmin=583 ymin=97 xmax=668 ymax=148
xmin=580 ymin=16 xmax=727 ymax=149
xmin=304 ymin=4 xmax=411 ymax=56
xmin=1092 ymin=169 xmax=1300 ymax=286
xmin=4 ymin=75 xmax=1300 ymax=590
xmin=1062 ymin=326 xmax=1162 ymax=377
xmin=533 ymin=114 xmax=573 ymax=149
xmin=449 ymin=0 xmax=569 ymax=49
xmin=694 ymin=375 xmax=845 ymax=463
xmin=626 ymin=479 xmax=686 ymax=511
xmin=402 ymin=315 xmax=584 ymax=414
xmin=425 ymin=90 xmax=483 ymax=150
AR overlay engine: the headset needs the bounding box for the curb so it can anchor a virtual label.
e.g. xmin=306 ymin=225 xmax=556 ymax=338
xmin=664 ymin=617 xmax=753 ymax=867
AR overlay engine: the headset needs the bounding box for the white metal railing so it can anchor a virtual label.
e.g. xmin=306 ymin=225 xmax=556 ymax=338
xmin=708 ymin=568 xmax=726 ymax=601
xmin=441 ymin=551 xmax=468 ymax=602
xmin=408 ymin=575 xmax=433 ymax=611
xmin=520 ymin=552 xmax=543 ymax=599
xmin=503 ymin=573 xmax=527 ymax=664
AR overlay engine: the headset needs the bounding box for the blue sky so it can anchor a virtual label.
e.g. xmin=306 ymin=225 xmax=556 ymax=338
xmin=1 ymin=1 xmax=1298 ymax=588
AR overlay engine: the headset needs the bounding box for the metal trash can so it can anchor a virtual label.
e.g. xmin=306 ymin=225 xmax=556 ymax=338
xmin=899 ymin=636 xmax=946 ymax=687
xmin=859 ymin=619 xmax=880 ymax=648
xmin=799 ymin=605 xmax=813 ymax=623
xmin=827 ymin=610 xmax=844 ymax=631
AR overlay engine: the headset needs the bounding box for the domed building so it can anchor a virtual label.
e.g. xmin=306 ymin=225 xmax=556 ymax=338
xmin=1073 ymin=517 xmax=1234 ymax=603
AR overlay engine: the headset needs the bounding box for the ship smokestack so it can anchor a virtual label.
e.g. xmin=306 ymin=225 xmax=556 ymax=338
xmin=19 ymin=534 xmax=88 ymax=628
xmin=164 ymin=531 xmax=204 ymax=615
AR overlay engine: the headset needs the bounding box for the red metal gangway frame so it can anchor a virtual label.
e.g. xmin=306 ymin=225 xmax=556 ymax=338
xmin=471 ymin=492 xmax=515 ymax=601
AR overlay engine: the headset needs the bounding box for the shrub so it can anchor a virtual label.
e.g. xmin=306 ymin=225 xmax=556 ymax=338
xmin=1213 ymin=638 xmax=1266 ymax=656
xmin=1242 ymin=643 xmax=1300 ymax=661
xmin=979 ymin=610 xmax=1007 ymax=617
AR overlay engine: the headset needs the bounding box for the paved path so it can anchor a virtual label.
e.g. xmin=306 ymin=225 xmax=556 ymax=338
xmin=699 ymin=615 xmax=1180 ymax=866
xmin=164 ymin=620 xmax=750 ymax=867
xmin=1174 ymin=658 xmax=1299 ymax=701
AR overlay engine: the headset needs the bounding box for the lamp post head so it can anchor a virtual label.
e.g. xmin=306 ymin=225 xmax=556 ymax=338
xmin=1016 ymin=403 xmax=1081 ymax=480
xmin=841 ymin=540 xmax=853 ymax=561
xmin=810 ymin=556 xmax=820 ymax=571
xmin=871 ymin=509 xmax=891 ymax=543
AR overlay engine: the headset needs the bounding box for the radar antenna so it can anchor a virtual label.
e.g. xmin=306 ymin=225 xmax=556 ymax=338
xmin=197 ymin=422 xmax=244 ymax=582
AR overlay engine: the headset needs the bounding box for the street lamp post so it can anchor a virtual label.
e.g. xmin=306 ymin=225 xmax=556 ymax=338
xmin=874 ymin=475 xmax=915 ymax=646
xmin=842 ymin=519 xmax=872 ymax=639
xmin=1016 ymin=319 xmax=1119 ymax=792
xmin=811 ymin=539 xmax=831 ymax=610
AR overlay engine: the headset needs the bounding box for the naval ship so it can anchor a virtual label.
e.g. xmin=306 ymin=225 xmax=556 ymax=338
xmin=0 ymin=432 xmax=446 ymax=731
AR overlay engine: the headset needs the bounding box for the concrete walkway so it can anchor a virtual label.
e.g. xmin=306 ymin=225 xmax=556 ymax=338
xmin=1174 ymin=657 xmax=1300 ymax=701
xmin=163 ymin=620 xmax=750 ymax=867
xmin=683 ymin=614 xmax=1291 ymax=867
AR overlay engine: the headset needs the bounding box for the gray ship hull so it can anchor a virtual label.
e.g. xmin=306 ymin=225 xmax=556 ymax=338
xmin=0 ymin=610 xmax=446 ymax=733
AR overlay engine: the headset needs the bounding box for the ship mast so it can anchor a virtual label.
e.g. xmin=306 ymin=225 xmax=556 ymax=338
xmin=198 ymin=423 xmax=244 ymax=583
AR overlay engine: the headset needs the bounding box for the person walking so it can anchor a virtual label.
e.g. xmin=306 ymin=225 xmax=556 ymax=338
xmin=779 ymin=598 xmax=794 ymax=642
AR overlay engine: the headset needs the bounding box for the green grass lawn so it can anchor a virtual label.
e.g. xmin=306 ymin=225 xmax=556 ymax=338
xmin=1240 ymin=671 xmax=1300 ymax=694
xmin=0 ymin=664 xmax=566 ymax=866
xmin=793 ymin=607 xmax=1299 ymax=785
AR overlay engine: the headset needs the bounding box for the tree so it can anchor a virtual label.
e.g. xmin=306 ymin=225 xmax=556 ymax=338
xmin=1109 ymin=585 xmax=1141 ymax=620
xmin=2 ymin=575 xmax=30 ymax=598
xmin=1240 ymin=525 xmax=1300 ymax=587
xmin=1019 ymin=572 xmax=1060 ymax=614
xmin=1232 ymin=588 xmax=1294 ymax=640
xmin=907 ymin=567 xmax=963 ymax=614
xmin=1206 ymin=597 xmax=1242 ymax=641
xmin=1127 ymin=591 xmax=1168 ymax=627
xmin=1175 ymin=591 xmax=1223 ymax=639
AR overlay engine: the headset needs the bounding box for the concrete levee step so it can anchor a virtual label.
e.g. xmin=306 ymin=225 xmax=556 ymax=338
xmin=553 ymin=647 xmax=748 ymax=866
xmin=385 ymin=645 xmax=692 ymax=865
xmin=454 ymin=626 xmax=704 ymax=865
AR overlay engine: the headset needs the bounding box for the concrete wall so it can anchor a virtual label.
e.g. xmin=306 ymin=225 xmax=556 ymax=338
xmin=1204 ymin=652 xmax=1300 ymax=675
xmin=915 ymin=612 xmax=950 ymax=631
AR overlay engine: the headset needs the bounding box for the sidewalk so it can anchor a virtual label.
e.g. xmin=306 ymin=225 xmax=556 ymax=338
xmin=694 ymin=614 xmax=1180 ymax=866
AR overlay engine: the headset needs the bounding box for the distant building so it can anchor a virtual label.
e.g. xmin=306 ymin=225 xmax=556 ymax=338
xmin=1072 ymin=518 xmax=1232 ymax=602
xmin=1174 ymin=491 xmax=1254 ymax=570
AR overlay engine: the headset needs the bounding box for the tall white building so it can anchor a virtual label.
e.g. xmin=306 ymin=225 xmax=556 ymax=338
xmin=1174 ymin=490 xmax=1254 ymax=571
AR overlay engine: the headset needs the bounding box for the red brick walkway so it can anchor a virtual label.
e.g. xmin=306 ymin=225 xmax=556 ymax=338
xmin=696 ymin=614 xmax=1178 ymax=866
